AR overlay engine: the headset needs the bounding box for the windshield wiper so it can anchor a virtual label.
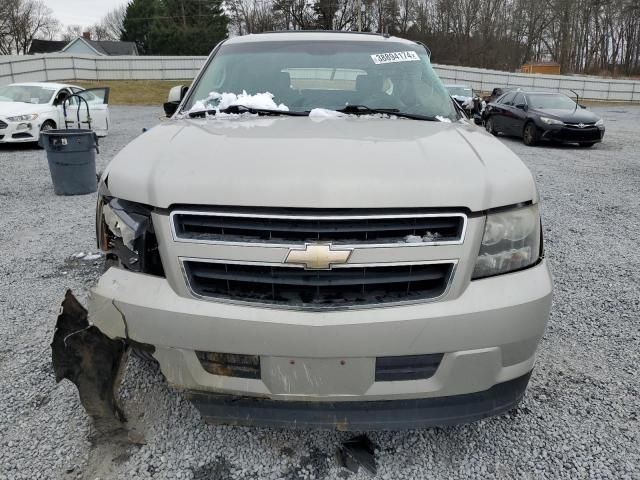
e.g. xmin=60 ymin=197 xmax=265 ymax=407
xmin=336 ymin=105 xmax=441 ymax=121
xmin=188 ymin=105 xmax=309 ymax=118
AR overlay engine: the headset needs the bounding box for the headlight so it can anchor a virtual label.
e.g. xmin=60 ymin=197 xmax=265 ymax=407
xmin=595 ymin=119 xmax=604 ymax=127
xmin=540 ymin=116 xmax=564 ymax=126
xmin=7 ymin=114 xmax=38 ymax=122
xmin=102 ymin=199 xmax=148 ymax=251
xmin=97 ymin=195 xmax=164 ymax=276
xmin=472 ymin=204 xmax=542 ymax=279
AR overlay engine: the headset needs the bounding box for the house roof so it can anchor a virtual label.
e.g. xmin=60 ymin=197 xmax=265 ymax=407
xmin=86 ymin=39 xmax=139 ymax=56
xmin=29 ymin=37 xmax=139 ymax=56
xmin=28 ymin=39 xmax=68 ymax=54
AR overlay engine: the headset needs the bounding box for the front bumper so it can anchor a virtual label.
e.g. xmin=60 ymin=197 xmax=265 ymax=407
xmin=188 ymin=372 xmax=532 ymax=430
xmin=541 ymin=124 xmax=604 ymax=143
xmin=0 ymin=119 xmax=38 ymax=143
xmin=89 ymin=259 xmax=552 ymax=427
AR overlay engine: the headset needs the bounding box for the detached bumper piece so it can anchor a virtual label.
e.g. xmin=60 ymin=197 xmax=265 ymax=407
xmin=51 ymin=290 xmax=129 ymax=436
xmin=187 ymin=371 xmax=531 ymax=431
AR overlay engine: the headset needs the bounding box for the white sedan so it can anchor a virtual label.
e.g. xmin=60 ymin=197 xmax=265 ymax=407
xmin=0 ymin=82 xmax=110 ymax=144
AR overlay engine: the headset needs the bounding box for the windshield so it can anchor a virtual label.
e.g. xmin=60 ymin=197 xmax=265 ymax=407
xmin=446 ymin=86 xmax=473 ymax=97
xmin=185 ymin=40 xmax=458 ymax=120
xmin=527 ymin=94 xmax=577 ymax=110
xmin=0 ymin=85 xmax=56 ymax=104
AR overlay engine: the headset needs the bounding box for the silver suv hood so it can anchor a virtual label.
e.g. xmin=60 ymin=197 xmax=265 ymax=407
xmin=105 ymin=116 xmax=537 ymax=211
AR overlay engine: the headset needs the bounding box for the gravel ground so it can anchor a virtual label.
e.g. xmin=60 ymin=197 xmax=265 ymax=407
xmin=1 ymin=106 xmax=638 ymax=480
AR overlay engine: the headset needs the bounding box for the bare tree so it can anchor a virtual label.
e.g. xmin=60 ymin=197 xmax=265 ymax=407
xmin=0 ymin=0 xmax=16 ymax=54
xmin=5 ymin=0 xmax=59 ymax=54
xmin=78 ymin=0 xmax=640 ymax=75
xmin=99 ymin=5 xmax=127 ymax=40
xmin=89 ymin=23 xmax=114 ymax=41
xmin=272 ymin=0 xmax=316 ymax=30
xmin=61 ymin=24 xmax=84 ymax=42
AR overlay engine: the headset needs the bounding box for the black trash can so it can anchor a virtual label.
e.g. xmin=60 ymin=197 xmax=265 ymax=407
xmin=40 ymin=129 xmax=99 ymax=195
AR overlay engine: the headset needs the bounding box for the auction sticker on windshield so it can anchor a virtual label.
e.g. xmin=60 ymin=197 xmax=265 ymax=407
xmin=371 ymin=51 xmax=420 ymax=64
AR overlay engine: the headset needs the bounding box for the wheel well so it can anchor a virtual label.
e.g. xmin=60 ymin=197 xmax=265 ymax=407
xmin=523 ymin=120 xmax=536 ymax=134
xmin=41 ymin=119 xmax=56 ymax=129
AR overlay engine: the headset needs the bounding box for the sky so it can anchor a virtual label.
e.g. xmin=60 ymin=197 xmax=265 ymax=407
xmin=45 ymin=0 xmax=127 ymax=30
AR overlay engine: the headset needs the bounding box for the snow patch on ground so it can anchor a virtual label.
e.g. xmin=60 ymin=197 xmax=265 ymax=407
xmin=72 ymin=252 xmax=103 ymax=261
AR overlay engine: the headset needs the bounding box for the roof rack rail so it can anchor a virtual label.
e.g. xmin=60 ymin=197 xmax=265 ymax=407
xmin=258 ymin=30 xmax=388 ymax=37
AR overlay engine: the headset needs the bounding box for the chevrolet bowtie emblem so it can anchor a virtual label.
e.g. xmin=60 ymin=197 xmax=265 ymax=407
xmin=285 ymin=244 xmax=352 ymax=269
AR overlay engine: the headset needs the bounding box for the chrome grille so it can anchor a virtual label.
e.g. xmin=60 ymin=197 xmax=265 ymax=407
xmin=183 ymin=260 xmax=455 ymax=309
xmin=171 ymin=210 xmax=467 ymax=246
xmin=565 ymin=122 xmax=595 ymax=127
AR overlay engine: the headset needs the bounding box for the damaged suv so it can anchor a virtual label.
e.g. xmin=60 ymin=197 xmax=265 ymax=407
xmin=91 ymin=32 xmax=552 ymax=430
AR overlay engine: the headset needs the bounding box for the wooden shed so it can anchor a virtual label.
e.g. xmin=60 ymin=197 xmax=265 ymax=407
xmin=521 ymin=62 xmax=561 ymax=75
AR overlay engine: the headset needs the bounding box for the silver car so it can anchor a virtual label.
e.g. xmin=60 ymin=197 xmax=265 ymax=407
xmin=92 ymin=31 xmax=552 ymax=430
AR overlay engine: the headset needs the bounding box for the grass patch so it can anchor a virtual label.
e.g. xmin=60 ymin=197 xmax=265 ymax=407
xmin=68 ymin=80 xmax=190 ymax=106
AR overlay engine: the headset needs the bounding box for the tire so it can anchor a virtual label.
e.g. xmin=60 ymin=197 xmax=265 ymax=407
xmin=523 ymin=122 xmax=540 ymax=146
xmin=485 ymin=117 xmax=498 ymax=136
xmin=40 ymin=120 xmax=56 ymax=132
xmin=37 ymin=120 xmax=56 ymax=148
xmin=579 ymin=142 xmax=596 ymax=148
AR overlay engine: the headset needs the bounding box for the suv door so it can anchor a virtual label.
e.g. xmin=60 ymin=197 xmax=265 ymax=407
xmin=71 ymin=87 xmax=110 ymax=136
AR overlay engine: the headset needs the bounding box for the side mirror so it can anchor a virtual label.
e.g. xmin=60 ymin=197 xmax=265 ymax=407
xmin=579 ymin=104 xmax=587 ymax=109
xmin=515 ymin=103 xmax=527 ymax=111
xmin=164 ymin=85 xmax=188 ymax=117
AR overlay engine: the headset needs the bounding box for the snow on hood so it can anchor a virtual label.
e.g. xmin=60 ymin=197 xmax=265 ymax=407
xmin=0 ymin=101 xmax=52 ymax=117
xmin=189 ymin=91 xmax=288 ymax=115
xmin=308 ymin=108 xmax=347 ymax=119
xmin=307 ymin=108 xmax=400 ymax=122
xmin=188 ymin=98 xmax=454 ymax=124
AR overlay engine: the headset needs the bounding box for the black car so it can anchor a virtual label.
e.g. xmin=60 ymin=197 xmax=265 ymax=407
xmin=484 ymin=86 xmax=514 ymax=105
xmin=484 ymin=91 xmax=605 ymax=147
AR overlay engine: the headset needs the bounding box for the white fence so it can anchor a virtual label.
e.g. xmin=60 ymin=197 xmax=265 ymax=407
xmin=434 ymin=64 xmax=640 ymax=102
xmin=1 ymin=53 xmax=640 ymax=102
xmin=0 ymin=54 xmax=207 ymax=84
